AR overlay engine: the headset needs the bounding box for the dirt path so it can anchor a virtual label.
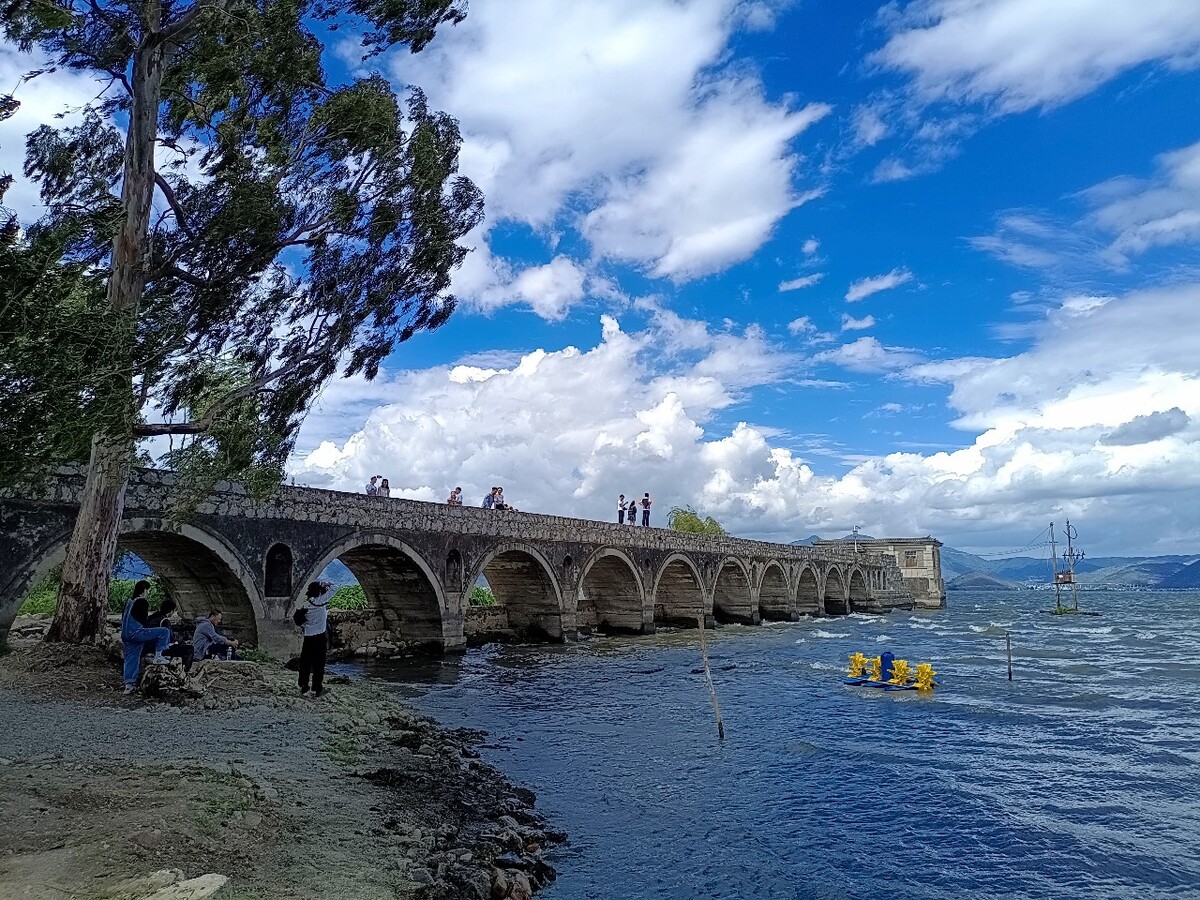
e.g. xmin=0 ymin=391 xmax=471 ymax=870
xmin=0 ymin=643 xmax=562 ymax=900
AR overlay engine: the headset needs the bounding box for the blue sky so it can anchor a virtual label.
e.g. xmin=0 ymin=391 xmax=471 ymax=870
xmin=3 ymin=1 xmax=1200 ymax=555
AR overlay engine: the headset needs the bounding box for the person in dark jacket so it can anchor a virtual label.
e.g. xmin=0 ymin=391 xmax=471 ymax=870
xmin=297 ymin=581 xmax=332 ymax=697
xmin=143 ymin=598 xmax=195 ymax=672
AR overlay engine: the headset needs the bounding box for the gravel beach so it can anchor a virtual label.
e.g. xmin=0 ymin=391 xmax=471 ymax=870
xmin=0 ymin=638 xmax=563 ymax=899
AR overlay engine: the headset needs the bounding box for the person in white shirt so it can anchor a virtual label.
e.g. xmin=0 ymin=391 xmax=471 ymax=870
xmin=366 ymin=476 xmax=380 ymax=496
xmin=617 ymin=494 xmax=626 ymax=524
xmin=297 ymin=581 xmax=332 ymax=697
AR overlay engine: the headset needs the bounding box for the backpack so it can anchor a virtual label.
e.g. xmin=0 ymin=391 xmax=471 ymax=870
xmin=292 ymin=607 xmax=308 ymax=627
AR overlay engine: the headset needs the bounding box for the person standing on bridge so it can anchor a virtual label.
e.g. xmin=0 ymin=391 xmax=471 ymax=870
xmin=365 ymin=475 xmax=380 ymax=496
xmin=378 ymin=478 xmax=391 ymax=498
xmin=628 ymin=498 xmax=638 ymax=526
xmin=298 ymin=581 xmax=332 ymax=698
xmin=641 ymin=492 xmax=653 ymax=527
xmin=617 ymin=494 xmax=626 ymax=524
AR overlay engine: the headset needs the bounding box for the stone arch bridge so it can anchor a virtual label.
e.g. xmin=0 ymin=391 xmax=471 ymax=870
xmin=1 ymin=470 xmax=914 ymax=654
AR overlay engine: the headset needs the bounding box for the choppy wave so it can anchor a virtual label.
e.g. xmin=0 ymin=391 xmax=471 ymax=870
xmin=370 ymin=587 xmax=1200 ymax=900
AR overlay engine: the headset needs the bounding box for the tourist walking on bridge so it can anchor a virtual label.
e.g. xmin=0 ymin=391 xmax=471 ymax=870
xmin=617 ymin=494 xmax=626 ymax=524
xmin=641 ymin=492 xmax=653 ymax=527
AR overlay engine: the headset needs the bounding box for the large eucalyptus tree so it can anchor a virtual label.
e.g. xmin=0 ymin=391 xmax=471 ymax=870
xmin=0 ymin=0 xmax=482 ymax=643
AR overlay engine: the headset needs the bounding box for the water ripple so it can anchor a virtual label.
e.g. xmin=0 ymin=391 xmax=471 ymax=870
xmin=359 ymin=589 xmax=1200 ymax=899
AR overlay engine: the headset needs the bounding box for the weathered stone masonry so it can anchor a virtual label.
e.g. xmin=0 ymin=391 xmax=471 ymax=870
xmin=0 ymin=470 xmax=914 ymax=654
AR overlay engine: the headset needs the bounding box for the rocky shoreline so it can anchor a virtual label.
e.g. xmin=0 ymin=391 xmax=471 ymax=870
xmin=0 ymin=634 xmax=565 ymax=899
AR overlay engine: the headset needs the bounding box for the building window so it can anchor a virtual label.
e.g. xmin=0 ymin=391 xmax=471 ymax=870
xmin=903 ymin=550 xmax=922 ymax=569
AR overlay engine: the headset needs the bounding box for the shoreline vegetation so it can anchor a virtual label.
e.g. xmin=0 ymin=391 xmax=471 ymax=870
xmin=0 ymin=630 xmax=563 ymax=900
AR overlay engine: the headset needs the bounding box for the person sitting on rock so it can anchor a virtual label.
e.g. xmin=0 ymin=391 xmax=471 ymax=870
xmin=143 ymin=598 xmax=195 ymax=672
xmin=120 ymin=580 xmax=172 ymax=695
xmin=192 ymin=610 xmax=239 ymax=661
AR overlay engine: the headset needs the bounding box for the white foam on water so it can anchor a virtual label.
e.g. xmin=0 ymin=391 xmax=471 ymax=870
xmin=813 ymin=630 xmax=849 ymax=639
xmin=807 ymin=661 xmax=842 ymax=673
xmin=876 ymin=635 xmax=891 ymax=642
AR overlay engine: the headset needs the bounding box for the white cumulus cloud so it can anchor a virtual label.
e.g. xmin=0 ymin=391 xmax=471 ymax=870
xmin=385 ymin=0 xmax=831 ymax=310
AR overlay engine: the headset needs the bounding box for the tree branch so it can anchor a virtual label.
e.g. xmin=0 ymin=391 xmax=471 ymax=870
xmin=153 ymin=172 xmax=194 ymax=237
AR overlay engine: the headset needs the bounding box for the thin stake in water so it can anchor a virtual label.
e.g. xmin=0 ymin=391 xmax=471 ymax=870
xmin=697 ymin=612 xmax=725 ymax=741
xmin=1006 ymin=631 xmax=1013 ymax=681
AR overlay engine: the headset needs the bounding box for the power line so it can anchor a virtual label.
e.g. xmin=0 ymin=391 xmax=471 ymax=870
xmin=972 ymin=526 xmax=1052 ymax=559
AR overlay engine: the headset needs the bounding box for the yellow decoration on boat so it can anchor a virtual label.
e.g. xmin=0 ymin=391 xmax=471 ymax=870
xmin=888 ymin=659 xmax=912 ymax=685
xmin=847 ymin=652 xmax=868 ymax=678
xmin=867 ymin=656 xmax=882 ymax=682
xmin=915 ymin=663 xmax=937 ymax=691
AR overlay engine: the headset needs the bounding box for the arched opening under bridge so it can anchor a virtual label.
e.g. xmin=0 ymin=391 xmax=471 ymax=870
xmin=578 ymin=550 xmax=644 ymax=634
xmin=758 ymin=563 xmax=792 ymax=621
xmin=474 ymin=546 xmax=564 ymax=642
xmin=712 ymin=559 xmax=755 ymax=625
xmin=654 ymin=556 xmax=706 ymax=628
xmin=796 ymin=566 xmax=820 ymax=616
xmin=823 ymin=569 xmax=849 ymax=616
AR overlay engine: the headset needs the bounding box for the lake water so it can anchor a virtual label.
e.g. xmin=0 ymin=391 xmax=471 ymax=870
xmin=359 ymin=590 xmax=1200 ymax=899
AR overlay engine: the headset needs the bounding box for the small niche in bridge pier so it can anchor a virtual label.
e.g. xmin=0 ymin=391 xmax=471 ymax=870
xmin=265 ymin=543 xmax=294 ymax=598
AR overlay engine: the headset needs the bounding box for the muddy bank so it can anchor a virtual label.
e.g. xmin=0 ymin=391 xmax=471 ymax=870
xmin=0 ymin=640 xmax=564 ymax=899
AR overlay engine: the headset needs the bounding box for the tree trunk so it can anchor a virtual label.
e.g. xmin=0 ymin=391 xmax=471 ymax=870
xmin=47 ymin=3 xmax=167 ymax=644
xmin=45 ymin=435 xmax=133 ymax=642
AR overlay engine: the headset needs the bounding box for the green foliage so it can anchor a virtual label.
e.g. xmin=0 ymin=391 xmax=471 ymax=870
xmin=238 ymin=648 xmax=274 ymax=664
xmin=468 ymin=585 xmax=495 ymax=606
xmin=329 ymin=585 xmax=367 ymax=610
xmin=18 ymin=572 xmax=59 ymax=615
xmin=668 ymin=505 xmax=726 ymax=536
xmin=19 ymin=573 xmax=164 ymax=615
xmin=0 ymin=0 xmax=483 ymax=500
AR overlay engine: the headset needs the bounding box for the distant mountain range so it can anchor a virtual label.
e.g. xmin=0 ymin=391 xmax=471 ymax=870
xmin=793 ymin=534 xmax=1200 ymax=590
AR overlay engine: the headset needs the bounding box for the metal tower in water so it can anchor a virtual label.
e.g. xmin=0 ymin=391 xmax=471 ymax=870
xmin=1048 ymin=520 xmax=1086 ymax=614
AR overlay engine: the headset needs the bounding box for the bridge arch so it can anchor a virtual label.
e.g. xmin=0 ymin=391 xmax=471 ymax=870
xmin=577 ymin=548 xmax=646 ymax=634
xmin=302 ymin=533 xmax=446 ymax=650
xmin=849 ymin=568 xmax=870 ymax=613
xmin=796 ymin=564 xmax=820 ymax=616
xmin=823 ymin=567 xmax=849 ymax=616
xmin=467 ymin=543 xmax=565 ymax=642
xmin=711 ymin=557 xmax=755 ymax=625
xmin=653 ymin=553 xmax=707 ymax=628
xmin=3 ymin=521 xmax=265 ymax=647
xmin=758 ymin=561 xmax=792 ymax=621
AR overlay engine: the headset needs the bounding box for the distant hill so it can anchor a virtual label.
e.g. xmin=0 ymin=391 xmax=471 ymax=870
xmin=1159 ymin=560 xmax=1200 ymax=589
xmin=796 ymin=534 xmax=1199 ymax=589
xmin=947 ymin=571 xmax=1021 ymax=591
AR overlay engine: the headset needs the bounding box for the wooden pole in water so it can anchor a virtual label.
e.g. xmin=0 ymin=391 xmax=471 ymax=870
xmin=697 ymin=612 xmax=725 ymax=741
xmin=1006 ymin=631 xmax=1013 ymax=681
